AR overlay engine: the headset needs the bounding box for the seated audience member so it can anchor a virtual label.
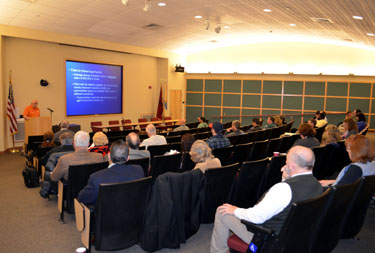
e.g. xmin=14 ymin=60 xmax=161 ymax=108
xmin=190 ymin=140 xmax=221 ymax=173
xmin=210 ymin=146 xmax=322 ymax=252
xmin=197 ymin=116 xmax=209 ymax=128
xmin=293 ymin=123 xmax=320 ymax=149
xmin=356 ymin=112 xmax=367 ymax=132
xmin=50 ymin=131 xmax=104 ymax=182
xmin=77 ymin=140 xmax=144 ymax=205
xmin=53 ymin=120 xmax=74 ymax=144
xmin=88 ymin=131 xmax=110 ymax=158
xmin=180 ymin=133 xmax=196 ymax=172
xmin=316 ymin=112 xmax=328 ymax=128
xmin=32 ymin=130 xmax=56 ymax=156
xmin=320 ymin=135 xmax=375 ymax=187
xmin=321 ymin=124 xmax=342 ymax=146
xmin=206 ymin=122 xmax=231 ymax=149
xmin=248 ymin=118 xmax=262 ymax=132
xmin=225 ymin=120 xmax=244 ymax=137
xmin=274 ymin=115 xmax=283 ymax=126
xmin=126 ymin=132 xmax=150 ymax=160
xmin=280 ymin=115 xmax=287 ymax=125
xmin=352 ymin=108 xmax=361 ymax=120
xmin=140 ymin=124 xmax=167 ymax=149
xmin=173 ymin=119 xmax=190 ymax=132
xmin=338 ymin=111 xmax=353 ymax=135
xmin=263 ymin=116 xmax=277 ymax=129
xmin=342 ymin=118 xmax=358 ymax=139
xmin=42 ymin=132 xmax=74 ymax=167
xmin=307 ymin=118 xmax=317 ymax=128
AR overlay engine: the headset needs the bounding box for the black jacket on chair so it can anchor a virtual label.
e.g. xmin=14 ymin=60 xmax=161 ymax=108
xmin=140 ymin=169 xmax=204 ymax=252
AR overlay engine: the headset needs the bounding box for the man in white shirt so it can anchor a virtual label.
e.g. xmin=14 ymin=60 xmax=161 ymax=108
xmin=210 ymin=146 xmax=322 ymax=253
xmin=140 ymin=124 xmax=167 ymax=149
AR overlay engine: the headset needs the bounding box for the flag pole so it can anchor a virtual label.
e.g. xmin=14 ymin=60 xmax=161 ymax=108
xmin=8 ymin=70 xmax=19 ymax=153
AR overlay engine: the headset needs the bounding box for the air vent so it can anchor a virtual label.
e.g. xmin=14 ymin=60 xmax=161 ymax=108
xmin=142 ymin=23 xmax=162 ymax=30
xmin=343 ymin=38 xmax=353 ymax=42
xmin=209 ymin=40 xmax=218 ymax=43
xmin=310 ymin=17 xmax=333 ymax=24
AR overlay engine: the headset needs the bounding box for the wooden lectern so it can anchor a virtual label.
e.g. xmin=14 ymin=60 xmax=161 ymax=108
xmin=24 ymin=116 xmax=52 ymax=144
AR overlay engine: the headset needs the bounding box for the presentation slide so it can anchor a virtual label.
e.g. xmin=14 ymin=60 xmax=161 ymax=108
xmin=66 ymin=60 xmax=123 ymax=116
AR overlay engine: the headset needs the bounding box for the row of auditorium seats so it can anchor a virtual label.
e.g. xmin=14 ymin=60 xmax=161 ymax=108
xmin=228 ymin=175 xmax=375 ymax=253
xmin=90 ymin=117 xmax=175 ymax=132
xmin=70 ymin=154 xmax=285 ymax=251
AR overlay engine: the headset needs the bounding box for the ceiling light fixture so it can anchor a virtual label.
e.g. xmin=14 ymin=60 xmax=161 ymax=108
xmin=289 ymin=23 xmax=296 ymax=27
xmin=121 ymin=0 xmax=129 ymax=6
xmin=352 ymin=15 xmax=363 ymax=20
xmin=367 ymin=33 xmax=374 ymax=36
xmin=195 ymin=15 xmax=202 ymax=19
xmin=263 ymin=9 xmax=272 ymax=12
xmin=158 ymin=2 xmax=166 ymax=6
xmin=143 ymin=0 xmax=151 ymax=12
xmin=223 ymin=25 xmax=230 ymax=29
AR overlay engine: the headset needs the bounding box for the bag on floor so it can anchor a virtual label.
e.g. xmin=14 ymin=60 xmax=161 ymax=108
xmin=22 ymin=166 xmax=39 ymax=188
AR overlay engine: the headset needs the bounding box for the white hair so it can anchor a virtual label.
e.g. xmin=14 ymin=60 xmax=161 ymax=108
xmin=74 ymin=131 xmax=90 ymax=147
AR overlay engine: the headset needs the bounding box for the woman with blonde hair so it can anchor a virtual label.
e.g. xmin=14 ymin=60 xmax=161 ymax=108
xmin=88 ymin=131 xmax=109 ymax=158
xmin=321 ymin=124 xmax=341 ymax=146
xmin=320 ymin=135 xmax=375 ymax=187
xmin=189 ymin=140 xmax=221 ymax=173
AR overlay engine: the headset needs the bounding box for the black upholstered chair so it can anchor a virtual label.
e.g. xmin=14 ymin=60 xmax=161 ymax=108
xmin=150 ymin=153 xmax=182 ymax=179
xmin=315 ymin=125 xmax=326 ymax=142
xmin=166 ymin=135 xmax=181 ymax=143
xmin=229 ymin=142 xmax=254 ymax=165
xmin=227 ymin=188 xmax=333 ymax=253
xmin=147 ymin=143 xmax=170 ymax=160
xmin=311 ymin=179 xmax=361 ymax=253
xmin=255 ymin=129 xmax=267 ymax=141
xmin=58 ymin=161 xmax=109 ymax=223
xmin=237 ymin=132 xmax=251 ymax=144
xmin=248 ymin=139 xmax=269 ymax=161
xmin=180 ymin=152 xmax=195 ymax=172
xmin=126 ymin=157 xmax=150 ymax=177
xmin=259 ymin=155 xmax=286 ymax=197
xmin=74 ymin=177 xmax=152 ymax=252
xmin=312 ymin=145 xmax=328 ymax=180
xmin=227 ymin=158 xmax=270 ymax=208
xmin=226 ymin=135 xmax=239 ymax=146
xmin=341 ymin=175 xmax=375 ymax=239
xmin=266 ymin=137 xmax=282 ymax=157
xmin=212 ymin=145 xmax=234 ymax=166
xmin=201 ymin=163 xmax=240 ymax=223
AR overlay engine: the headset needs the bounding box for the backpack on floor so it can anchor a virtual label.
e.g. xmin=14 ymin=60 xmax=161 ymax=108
xmin=22 ymin=166 xmax=39 ymax=188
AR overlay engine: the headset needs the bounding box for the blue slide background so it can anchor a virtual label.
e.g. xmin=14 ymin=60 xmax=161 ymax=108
xmin=66 ymin=60 xmax=123 ymax=116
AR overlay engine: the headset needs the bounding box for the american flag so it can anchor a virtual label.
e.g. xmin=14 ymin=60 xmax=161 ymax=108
xmin=7 ymin=81 xmax=18 ymax=135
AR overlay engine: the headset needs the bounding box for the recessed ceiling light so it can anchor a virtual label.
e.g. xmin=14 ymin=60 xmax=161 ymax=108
xmin=263 ymin=9 xmax=272 ymax=12
xmin=158 ymin=2 xmax=166 ymax=6
xmin=289 ymin=23 xmax=296 ymax=27
xmin=195 ymin=15 xmax=202 ymax=19
xmin=352 ymin=16 xmax=363 ymax=20
xmin=367 ymin=33 xmax=374 ymax=36
xmin=223 ymin=25 xmax=230 ymax=29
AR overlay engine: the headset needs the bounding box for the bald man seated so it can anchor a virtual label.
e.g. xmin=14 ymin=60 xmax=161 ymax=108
xmin=210 ymin=146 xmax=323 ymax=253
xmin=173 ymin=119 xmax=190 ymax=132
xmin=139 ymin=124 xmax=167 ymax=149
xmin=126 ymin=132 xmax=151 ymax=160
xmin=53 ymin=120 xmax=74 ymax=144
xmin=23 ymin=99 xmax=40 ymax=120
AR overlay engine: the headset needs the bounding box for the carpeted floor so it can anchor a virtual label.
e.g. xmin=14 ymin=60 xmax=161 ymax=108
xmin=0 ymin=142 xmax=374 ymax=252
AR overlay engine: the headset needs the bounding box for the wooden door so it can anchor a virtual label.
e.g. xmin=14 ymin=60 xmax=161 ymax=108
xmin=170 ymin=90 xmax=182 ymax=119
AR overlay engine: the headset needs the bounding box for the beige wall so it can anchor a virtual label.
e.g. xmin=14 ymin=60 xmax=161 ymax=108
xmin=186 ymin=41 xmax=375 ymax=76
xmin=0 ymin=26 xmax=185 ymax=152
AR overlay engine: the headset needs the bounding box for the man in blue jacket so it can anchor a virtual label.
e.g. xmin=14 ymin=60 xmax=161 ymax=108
xmin=78 ymin=140 xmax=144 ymax=205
